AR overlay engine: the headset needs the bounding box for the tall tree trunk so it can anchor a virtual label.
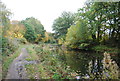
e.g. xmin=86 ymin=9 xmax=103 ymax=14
xmin=103 ymin=27 xmax=106 ymax=44
xmin=97 ymin=26 xmax=100 ymax=43
xmin=92 ymin=34 xmax=96 ymax=41
xmin=109 ymin=27 xmax=111 ymax=40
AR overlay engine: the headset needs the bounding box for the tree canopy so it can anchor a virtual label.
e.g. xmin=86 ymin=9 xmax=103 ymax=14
xmin=77 ymin=2 xmax=120 ymax=45
xmin=0 ymin=1 xmax=12 ymax=36
xmin=65 ymin=19 xmax=91 ymax=48
xmin=52 ymin=11 xmax=75 ymax=38
xmin=21 ymin=17 xmax=45 ymax=43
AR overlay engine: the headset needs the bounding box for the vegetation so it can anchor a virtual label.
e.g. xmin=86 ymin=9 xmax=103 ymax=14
xmin=52 ymin=11 xmax=75 ymax=38
xmin=1 ymin=2 xmax=45 ymax=79
xmin=21 ymin=17 xmax=45 ymax=43
xmin=42 ymin=32 xmax=56 ymax=43
xmin=1 ymin=0 xmax=119 ymax=80
xmin=65 ymin=19 xmax=91 ymax=49
xmin=26 ymin=44 xmax=77 ymax=79
xmin=52 ymin=2 xmax=120 ymax=51
xmin=52 ymin=11 xmax=76 ymax=44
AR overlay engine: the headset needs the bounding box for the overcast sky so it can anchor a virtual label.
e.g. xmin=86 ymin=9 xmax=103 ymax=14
xmin=2 ymin=0 xmax=86 ymax=32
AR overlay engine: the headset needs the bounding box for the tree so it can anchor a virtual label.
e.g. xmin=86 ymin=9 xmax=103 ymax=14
xmin=0 ymin=2 xmax=17 ymax=56
xmin=52 ymin=11 xmax=75 ymax=38
xmin=42 ymin=32 xmax=55 ymax=43
xmin=21 ymin=17 xmax=45 ymax=42
xmin=5 ymin=20 xmax=25 ymax=39
xmin=23 ymin=23 xmax=37 ymax=42
xmin=24 ymin=17 xmax=45 ymax=36
xmin=77 ymin=1 xmax=120 ymax=45
xmin=0 ymin=1 xmax=12 ymax=36
xmin=65 ymin=19 xmax=91 ymax=49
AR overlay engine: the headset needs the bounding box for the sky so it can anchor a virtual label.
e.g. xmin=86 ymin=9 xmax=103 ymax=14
xmin=2 ymin=0 xmax=86 ymax=32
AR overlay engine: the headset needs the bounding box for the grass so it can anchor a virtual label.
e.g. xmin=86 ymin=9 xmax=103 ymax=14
xmin=25 ymin=44 xmax=76 ymax=79
xmin=2 ymin=44 xmax=25 ymax=79
xmin=25 ymin=44 xmax=48 ymax=79
xmin=26 ymin=44 xmax=39 ymax=61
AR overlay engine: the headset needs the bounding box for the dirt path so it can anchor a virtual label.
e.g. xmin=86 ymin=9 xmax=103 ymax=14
xmin=6 ymin=48 xmax=29 ymax=79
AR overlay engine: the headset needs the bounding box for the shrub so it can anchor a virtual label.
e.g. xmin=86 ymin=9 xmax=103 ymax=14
xmin=1 ymin=36 xmax=17 ymax=56
xmin=18 ymin=38 xmax=27 ymax=44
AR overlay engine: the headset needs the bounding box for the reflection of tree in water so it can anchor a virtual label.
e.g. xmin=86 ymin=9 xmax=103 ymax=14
xmin=102 ymin=52 xmax=120 ymax=79
xmin=88 ymin=54 xmax=103 ymax=79
xmin=64 ymin=50 xmax=120 ymax=79
xmin=64 ymin=51 xmax=91 ymax=77
xmin=55 ymin=47 xmax=120 ymax=79
xmin=86 ymin=52 xmax=119 ymax=79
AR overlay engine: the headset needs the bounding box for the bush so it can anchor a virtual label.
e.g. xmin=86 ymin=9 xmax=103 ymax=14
xmin=18 ymin=38 xmax=27 ymax=44
xmin=1 ymin=36 xmax=17 ymax=56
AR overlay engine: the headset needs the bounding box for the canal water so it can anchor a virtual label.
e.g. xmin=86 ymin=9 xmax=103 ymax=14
xmin=49 ymin=45 xmax=120 ymax=79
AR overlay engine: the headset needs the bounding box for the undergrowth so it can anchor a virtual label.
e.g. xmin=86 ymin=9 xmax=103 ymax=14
xmin=25 ymin=44 xmax=77 ymax=79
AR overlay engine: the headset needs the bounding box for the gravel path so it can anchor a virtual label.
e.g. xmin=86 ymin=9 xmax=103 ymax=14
xmin=6 ymin=48 xmax=29 ymax=79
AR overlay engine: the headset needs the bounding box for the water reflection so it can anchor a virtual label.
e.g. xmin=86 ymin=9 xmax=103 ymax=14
xmin=47 ymin=45 xmax=119 ymax=79
xmin=102 ymin=52 xmax=120 ymax=79
xmin=65 ymin=52 xmax=90 ymax=76
xmin=56 ymin=47 xmax=120 ymax=79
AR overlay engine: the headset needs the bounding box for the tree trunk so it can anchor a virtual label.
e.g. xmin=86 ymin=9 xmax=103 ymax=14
xmin=92 ymin=34 xmax=96 ymax=41
xmin=97 ymin=26 xmax=100 ymax=43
